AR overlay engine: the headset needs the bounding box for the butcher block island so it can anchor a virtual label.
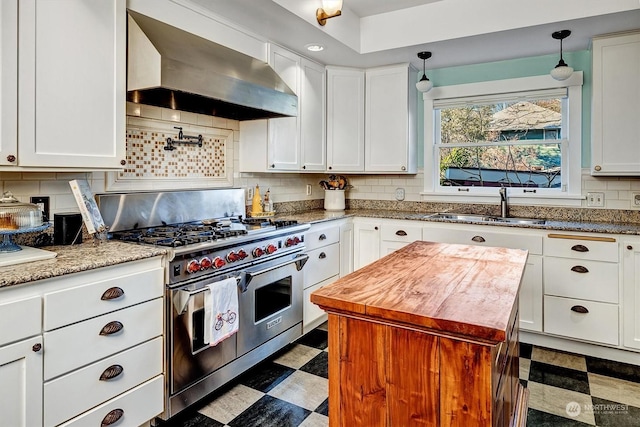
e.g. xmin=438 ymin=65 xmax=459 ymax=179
xmin=311 ymin=241 xmax=529 ymax=427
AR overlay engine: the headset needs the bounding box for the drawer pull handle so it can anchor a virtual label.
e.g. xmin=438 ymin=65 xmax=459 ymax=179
xmin=570 ymin=305 xmax=589 ymax=314
xmin=571 ymin=244 xmax=589 ymax=253
xmin=99 ymin=321 xmax=124 ymax=336
xmin=101 ymin=287 xmax=125 ymax=301
xmin=101 ymin=409 xmax=124 ymax=427
xmin=471 ymin=235 xmax=485 ymax=243
xmin=395 ymin=230 xmax=408 ymax=236
xmin=319 ymin=233 xmax=327 ymax=240
xmin=319 ymin=252 xmax=327 ymax=259
xmin=32 ymin=343 xmax=42 ymax=352
xmin=99 ymin=364 xmax=124 ymax=381
xmin=570 ymin=265 xmax=589 ymax=274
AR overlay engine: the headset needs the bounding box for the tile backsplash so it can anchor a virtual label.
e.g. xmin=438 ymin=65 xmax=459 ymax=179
xmin=2 ymin=103 xmax=640 ymax=222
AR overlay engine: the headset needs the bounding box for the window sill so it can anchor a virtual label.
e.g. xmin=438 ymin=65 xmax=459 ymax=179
xmin=420 ymin=192 xmax=584 ymax=207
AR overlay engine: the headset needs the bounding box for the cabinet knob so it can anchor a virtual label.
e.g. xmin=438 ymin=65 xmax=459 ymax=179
xmin=99 ymin=364 xmax=124 ymax=381
xmin=120 ymin=159 xmax=126 ymax=166
xmin=471 ymin=235 xmax=486 ymax=243
xmin=374 ymin=226 xmax=378 ymax=230
xmin=594 ymin=165 xmax=602 ymax=171
xmin=6 ymin=154 xmax=16 ymax=163
xmin=319 ymin=252 xmax=327 ymax=259
xmin=401 ymin=166 xmax=406 ymax=171
xmin=571 ymin=244 xmax=589 ymax=253
xmin=101 ymin=287 xmax=125 ymax=301
xmin=99 ymin=320 xmax=124 ymax=336
xmin=328 ymin=166 xmax=333 ymax=170
xmin=270 ymin=164 xmax=275 ymax=168
xmin=101 ymin=409 xmax=124 ymax=427
xmin=570 ymin=265 xmax=589 ymax=274
xmin=570 ymin=305 xmax=589 ymax=314
xmin=628 ymin=245 xmax=634 ymax=250
xmin=302 ymin=165 xmax=306 ymax=169
xmin=319 ymin=233 xmax=327 ymax=240
xmin=395 ymin=230 xmax=407 ymax=236
xmin=32 ymin=343 xmax=42 ymax=352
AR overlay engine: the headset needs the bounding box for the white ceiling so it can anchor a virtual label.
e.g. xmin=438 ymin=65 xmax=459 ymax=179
xmin=187 ymin=0 xmax=640 ymax=70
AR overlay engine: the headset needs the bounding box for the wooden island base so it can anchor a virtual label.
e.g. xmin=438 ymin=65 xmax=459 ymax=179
xmin=312 ymin=241 xmax=530 ymax=427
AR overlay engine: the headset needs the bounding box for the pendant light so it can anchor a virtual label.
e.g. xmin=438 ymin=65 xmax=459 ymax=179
xmin=550 ymin=30 xmax=573 ymax=81
xmin=416 ymin=51 xmax=433 ymax=93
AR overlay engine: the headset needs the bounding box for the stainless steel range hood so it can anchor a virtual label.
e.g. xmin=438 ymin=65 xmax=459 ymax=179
xmin=127 ymin=11 xmax=297 ymax=120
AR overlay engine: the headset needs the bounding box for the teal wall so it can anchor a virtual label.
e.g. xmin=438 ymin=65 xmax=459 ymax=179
xmin=417 ymin=50 xmax=592 ymax=169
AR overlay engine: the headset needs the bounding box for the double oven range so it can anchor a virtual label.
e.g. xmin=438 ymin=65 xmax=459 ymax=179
xmin=97 ymin=189 xmax=310 ymax=421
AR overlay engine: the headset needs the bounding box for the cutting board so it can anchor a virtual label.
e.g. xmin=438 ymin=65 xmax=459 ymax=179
xmin=0 ymin=246 xmax=57 ymax=267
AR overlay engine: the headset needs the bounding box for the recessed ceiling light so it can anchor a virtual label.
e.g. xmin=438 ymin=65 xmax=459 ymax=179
xmin=305 ymin=44 xmax=324 ymax=52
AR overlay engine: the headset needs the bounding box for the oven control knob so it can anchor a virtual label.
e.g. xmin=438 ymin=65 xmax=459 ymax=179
xmin=213 ymin=257 xmax=226 ymax=269
xmin=186 ymin=260 xmax=201 ymax=273
xmin=252 ymin=247 xmax=265 ymax=258
xmin=226 ymin=251 xmax=238 ymax=263
xmin=285 ymin=238 xmax=294 ymax=247
xmin=266 ymin=244 xmax=277 ymax=254
xmin=200 ymin=257 xmax=212 ymax=270
xmin=237 ymin=249 xmax=248 ymax=260
xmin=293 ymin=236 xmax=301 ymax=245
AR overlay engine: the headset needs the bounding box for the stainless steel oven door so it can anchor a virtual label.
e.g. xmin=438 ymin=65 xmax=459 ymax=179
xmin=168 ymin=274 xmax=241 ymax=395
xmin=237 ymin=252 xmax=308 ymax=357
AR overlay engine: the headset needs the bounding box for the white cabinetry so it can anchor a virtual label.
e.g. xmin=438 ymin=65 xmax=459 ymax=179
xmin=303 ymin=221 xmax=342 ymax=333
xmin=339 ymin=220 xmax=354 ymax=277
xmin=379 ymin=221 xmax=422 ymax=256
xmin=543 ymin=234 xmax=619 ymax=346
xmin=353 ymin=218 xmax=381 ymax=270
xmin=591 ymin=31 xmax=640 ymax=175
xmin=0 ymin=296 xmax=42 ymax=427
xmin=326 ymin=67 xmax=365 ymax=172
xmin=422 ymin=223 xmax=544 ymax=332
xmin=622 ymin=238 xmax=640 ymax=350
xmin=2 ymin=0 xmax=126 ymax=169
xmin=326 ymin=64 xmax=417 ymax=173
xmin=240 ymin=45 xmax=325 ymax=172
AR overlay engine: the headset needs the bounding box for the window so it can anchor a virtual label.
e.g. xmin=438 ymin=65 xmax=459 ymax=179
xmin=423 ymin=74 xmax=583 ymax=206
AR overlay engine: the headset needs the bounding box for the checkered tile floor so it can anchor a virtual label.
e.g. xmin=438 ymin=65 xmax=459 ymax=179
xmin=161 ymin=324 xmax=640 ymax=427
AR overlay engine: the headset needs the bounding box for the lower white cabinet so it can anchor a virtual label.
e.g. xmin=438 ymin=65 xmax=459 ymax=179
xmin=519 ymin=255 xmax=543 ymax=333
xmin=379 ymin=221 xmax=422 ymax=256
xmin=353 ymin=218 xmax=381 ymax=270
xmin=623 ymin=239 xmax=640 ymax=350
xmin=0 ymin=335 xmax=43 ymax=427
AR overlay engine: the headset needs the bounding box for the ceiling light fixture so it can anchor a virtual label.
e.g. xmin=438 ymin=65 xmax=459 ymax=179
xmin=316 ymin=0 xmax=342 ymax=26
xmin=416 ymin=51 xmax=433 ymax=93
xmin=305 ymin=44 xmax=325 ymax=52
xmin=550 ymin=30 xmax=573 ymax=81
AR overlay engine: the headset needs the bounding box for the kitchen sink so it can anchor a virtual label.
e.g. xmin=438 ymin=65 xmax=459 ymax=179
xmin=427 ymin=213 xmax=545 ymax=225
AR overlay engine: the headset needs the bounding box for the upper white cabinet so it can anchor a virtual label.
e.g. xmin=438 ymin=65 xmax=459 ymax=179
xmin=326 ymin=66 xmax=365 ymax=172
xmin=1 ymin=0 xmax=126 ymax=169
xmin=365 ymin=65 xmax=417 ymax=173
xmin=240 ymin=45 xmax=325 ymax=172
xmin=591 ymin=31 xmax=640 ymax=176
xmin=326 ymin=64 xmax=417 ymax=173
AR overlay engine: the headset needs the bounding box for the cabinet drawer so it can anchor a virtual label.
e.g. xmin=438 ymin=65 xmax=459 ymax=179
xmin=545 ymin=235 xmax=618 ymax=262
xmin=58 ymin=375 xmax=164 ymax=427
xmin=305 ymin=225 xmax=339 ymax=251
xmin=44 ymin=337 xmax=162 ymax=427
xmin=0 ymin=296 xmax=41 ymax=346
xmin=380 ymin=223 xmax=422 ymax=242
xmin=544 ymin=295 xmax=618 ymax=345
xmin=44 ymin=298 xmax=163 ymax=380
xmin=544 ymin=257 xmax=619 ymax=303
xmin=44 ymin=267 xmax=164 ymax=331
xmin=304 ymin=243 xmax=340 ymax=287
xmin=424 ymin=227 xmax=542 ymax=254
xmin=304 ymin=276 xmax=336 ymax=329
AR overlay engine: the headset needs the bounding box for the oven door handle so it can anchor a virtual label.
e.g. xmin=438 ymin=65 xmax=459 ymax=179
xmin=174 ymin=276 xmax=242 ymax=315
xmin=242 ymin=254 xmax=309 ymax=290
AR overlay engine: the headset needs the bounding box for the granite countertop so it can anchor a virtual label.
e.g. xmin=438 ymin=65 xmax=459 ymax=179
xmin=0 ymin=241 xmax=167 ymax=289
xmin=275 ymin=209 xmax=640 ymax=235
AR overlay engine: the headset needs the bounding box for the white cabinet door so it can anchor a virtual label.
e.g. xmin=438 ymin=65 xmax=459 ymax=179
xmin=519 ymin=255 xmax=543 ymax=332
xmin=268 ymin=45 xmax=300 ymax=170
xmin=353 ymin=219 xmax=380 ymax=270
xmin=326 ymin=67 xmax=365 ymax=172
xmin=365 ymin=64 xmax=417 ymax=173
xmin=17 ymin=0 xmax=125 ymax=169
xmin=623 ymin=239 xmax=640 ymax=350
xmin=0 ymin=336 xmax=43 ymax=427
xmin=591 ymin=31 xmax=640 ymax=175
xmin=0 ymin=0 xmax=18 ymax=166
xmin=300 ymin=58 xmax=326 ymax=171
xmin=339 ymin=220 xmax=354 ymax=277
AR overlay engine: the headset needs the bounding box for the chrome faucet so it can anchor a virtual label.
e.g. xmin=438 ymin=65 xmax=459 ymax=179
xmin=499 ymin=187 xmax=508 ymax=218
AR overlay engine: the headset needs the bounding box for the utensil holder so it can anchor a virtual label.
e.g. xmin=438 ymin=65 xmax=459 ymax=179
xmin=324 ymin=190 xmax=345 ymax=211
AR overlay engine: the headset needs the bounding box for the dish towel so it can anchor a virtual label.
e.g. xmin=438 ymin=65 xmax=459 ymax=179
xmin=203 ymin=277 xmax=239 ymax=346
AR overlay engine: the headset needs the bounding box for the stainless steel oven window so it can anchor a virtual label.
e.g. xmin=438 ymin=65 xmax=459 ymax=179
xmin=254 ymin=276 xmax=292 ymax=323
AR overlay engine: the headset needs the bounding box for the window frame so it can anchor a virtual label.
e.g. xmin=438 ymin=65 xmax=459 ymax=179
xmin=422 ymin=73 xmax=583 ymax=207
